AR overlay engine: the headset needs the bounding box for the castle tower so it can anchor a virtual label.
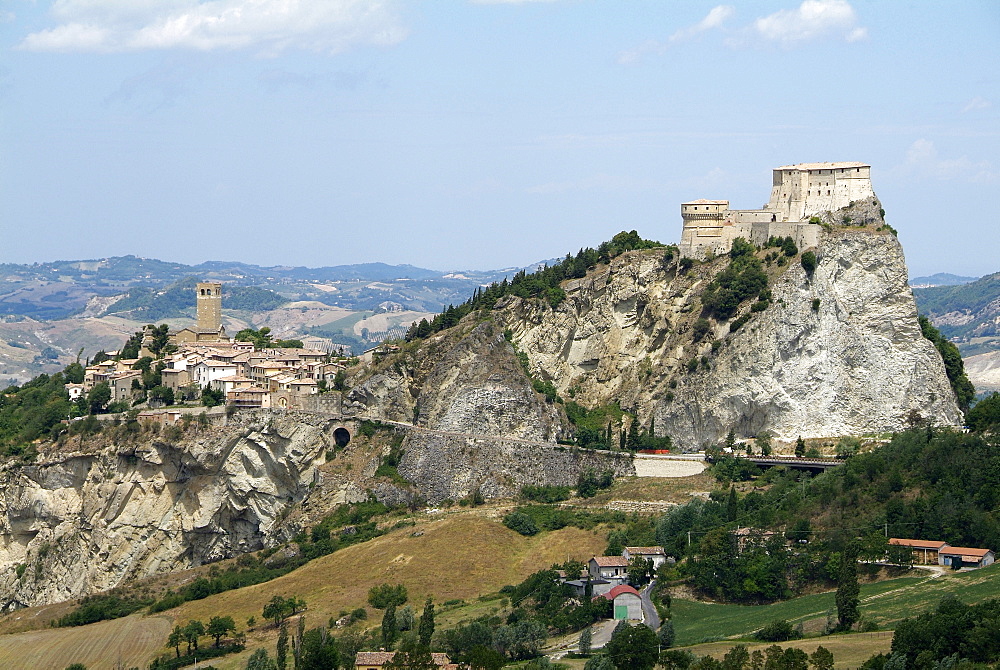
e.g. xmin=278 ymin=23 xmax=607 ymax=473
xmin=196 ymin=282 xmax=223 ymax=333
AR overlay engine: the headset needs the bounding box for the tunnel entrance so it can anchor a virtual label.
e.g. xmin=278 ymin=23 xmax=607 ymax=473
xmin=333 ymin=427 xmax=351 ymax=447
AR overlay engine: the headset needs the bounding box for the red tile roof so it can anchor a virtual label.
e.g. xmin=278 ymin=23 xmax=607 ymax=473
xmin=596 ymin=585 xmax=641 ymax=601
xmin=939 ymin=547 xmax=993 ymax=557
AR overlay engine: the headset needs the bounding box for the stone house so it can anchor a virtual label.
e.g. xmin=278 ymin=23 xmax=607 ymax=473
xmin=623 ymin=546 xmax=667 ymax=569
xmin=588 ymin=556 xmax=629 ymax=585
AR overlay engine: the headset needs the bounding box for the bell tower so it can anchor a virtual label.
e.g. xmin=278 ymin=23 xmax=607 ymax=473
xmin=196 ymin=282 xmax=223 ymax=332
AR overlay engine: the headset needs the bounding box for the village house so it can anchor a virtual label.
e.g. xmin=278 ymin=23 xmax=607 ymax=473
xmin=64 ymin=383 xmax=85 ymax=401
xmin=623 ymin=546 xmax=668 ymax=569
xmin=565 ymin=577 xmax=612 ymax=597
xmin=137 ymin=410 xmax=184 ymax=426
xmin=588 ymin=556 xmax=629 ymax=585
xmin=594 ymin=584 xmax=643 ymax=621
xmin=193 ymin=360 xmax=239 ymax=388
xmin=939 ymin=547 xmax=995 ymax=569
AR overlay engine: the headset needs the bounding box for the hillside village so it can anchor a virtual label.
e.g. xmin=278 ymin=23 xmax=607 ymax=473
xmin=73 ymin=282 xmax=349 ymax=415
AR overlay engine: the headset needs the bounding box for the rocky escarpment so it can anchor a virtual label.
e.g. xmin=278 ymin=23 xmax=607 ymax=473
xmin=482 ymin=217 xmax=961 ymax=449
xmin=346 ymin=322 xmax=636 ymax=503
xmin=0 ymin=411 xmax=334 ymax=610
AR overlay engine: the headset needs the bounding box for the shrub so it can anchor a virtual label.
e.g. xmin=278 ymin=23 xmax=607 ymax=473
xmin=755 ymin=618 xmax=799 ymax=642
xmin=503 ymin=512 xmax=540 ymax=536
xmin=801 ymin=251 xmax=817 ymax=276
xmin=812 ymin=298 xmax=821 ymax=311
xmin=521 ymin=485 xmax=572 ymax=503
xmin=691 ymin=318 xmax=711 ymax=342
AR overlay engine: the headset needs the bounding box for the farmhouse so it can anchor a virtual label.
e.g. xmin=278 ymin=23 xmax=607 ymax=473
xmin=939 ymin=547 xmax=995 ymax=569
xmin=623 ymin=546 xmax=667 ymax=569
xmin=588 ymin=556 xmax=629 ymax=585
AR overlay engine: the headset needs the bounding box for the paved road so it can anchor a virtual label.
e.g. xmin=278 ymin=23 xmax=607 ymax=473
xmin=640 ymin=580 xmax=660 ymax=630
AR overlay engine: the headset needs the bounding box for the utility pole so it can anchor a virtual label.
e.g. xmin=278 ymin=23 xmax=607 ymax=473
xmin=687 ymin=530 xmax=691 ymax=547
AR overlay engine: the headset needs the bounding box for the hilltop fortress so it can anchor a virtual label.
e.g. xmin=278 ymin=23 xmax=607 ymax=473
xmin=679 ymin=162 xmax=875 ymax=259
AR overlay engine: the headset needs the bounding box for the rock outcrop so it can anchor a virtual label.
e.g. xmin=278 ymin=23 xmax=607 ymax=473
xmin=0 ymin=411 xmax=332 ymax=610
xmin=485 ymin=221 xmax=961 ymax=449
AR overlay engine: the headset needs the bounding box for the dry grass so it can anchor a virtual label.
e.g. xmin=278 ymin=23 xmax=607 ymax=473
xmin=679 ymin=631 xmax=894 ymax=669
xmin=162 ymin=514 xmax=605 ymax=668
xmin=579 ymin=473 xmax=715 ymax=506
xmin=0 ymin=612 xmax=171 ymax=670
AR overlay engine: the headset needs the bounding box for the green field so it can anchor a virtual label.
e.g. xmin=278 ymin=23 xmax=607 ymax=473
xmin=673 ymin=563 xmax=1000 ymax=646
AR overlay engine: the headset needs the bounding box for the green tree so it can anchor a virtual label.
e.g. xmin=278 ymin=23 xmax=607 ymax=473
xmin=382 ymin=602 xmax=398 ymax=650
xmin=658 ymin=619 xmax=675 ymax=649
xmin=604 ymin=623 xmax=659 ymax=670
xmin=466 ymin=645 xmax=506 ymax=670
xmin=918 ymin=316 xmax=975 ymax=411
xmin=246 ymin=648 xmax=277 ymax=670
xmin=276 ymin=621 xmax=288 ymax=670
xmin=264 ymin=595 xmax=292 ymax=627
xmin=809 ymin=646 xmax=835 ymax=670
xmin=207 ymin=615 xmax=236 ymax=647
xmin=967 ymin=393 xmax=1000 ymax=432
xmin=800 ymin=251 xmax=817 ymax=276
xmin=297 ymin=626 xmax=340 ymax=670
xmin=183 ymin=619 xmax=205 ymax=653
xmin=88 ymin=382 xmax=111 ymax=414
xmin=368 ymin=583 xmax=409 ymax=609
xmin=64 ymin=665 xmax=87 ymax=670
xmin=795 ymin=436 xmax=806 ymax=457
xmin=167 ymin=624 xmax=185 ymax=658
xmin=579 ymin=626 xmax=592 ymax=656
xmin=418 ymin=597 xmax=435 ymax=647
xmin=385 ymin=636 xmax=437 ymax=670
xmin=836 ymin=543 xmax=861 ymax=631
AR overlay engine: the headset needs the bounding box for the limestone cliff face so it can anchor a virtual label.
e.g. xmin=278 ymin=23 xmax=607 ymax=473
xmin=346 ymin=322 xmax=635 ymax=503
xmin=0 ymin=412 xmax=332 ymax=610
xmin=491 ymin=226 xmax=962 ymax=449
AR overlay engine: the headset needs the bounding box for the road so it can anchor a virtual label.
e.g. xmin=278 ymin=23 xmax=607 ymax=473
xmin=640 ymin=580 xmax=660 ymax=630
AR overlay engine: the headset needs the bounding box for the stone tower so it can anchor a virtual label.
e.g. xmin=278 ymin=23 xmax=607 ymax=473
xmin=196 ymin=282 xmax=223 ymax=332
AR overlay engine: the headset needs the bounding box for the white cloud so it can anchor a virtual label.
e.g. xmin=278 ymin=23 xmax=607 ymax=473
xmin=17 ymin=0 xmax=408 ymax=54
xmin=901 ymin=139 xmax=998 ymax=184
xmin=748 ymin=0 xmax=867 ymax=46
xmin=962 ymin=96 xmax=993 ymax=113
xmin=617 ymin=5 xmax=734 ymax=65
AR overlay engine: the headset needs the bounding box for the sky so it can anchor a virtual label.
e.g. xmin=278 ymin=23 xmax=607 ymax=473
xmin=1 ymin=1 xmax=998 ymax=278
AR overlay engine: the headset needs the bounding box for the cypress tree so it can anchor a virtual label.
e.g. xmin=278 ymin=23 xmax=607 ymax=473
xmin=836 ymin=542 xmax=860 ymax=631
xmin=418 ymin=597 xmax=435 ymax=647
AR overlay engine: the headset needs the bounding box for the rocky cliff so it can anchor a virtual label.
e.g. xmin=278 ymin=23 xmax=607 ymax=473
xmin=476 ymin=214 xmax=962 ymax=449
xmin=0 ymin=412 xmax=332 ymax=610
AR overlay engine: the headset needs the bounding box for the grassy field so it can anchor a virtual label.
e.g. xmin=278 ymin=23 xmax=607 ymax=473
xmin=673 ymin=563 xmax=1000 ymax=646
xmin=161 ymin=514 xmax=607 ymax=669
xmin=0 ymin=612 xmax=171 ymax=670
xmin=679 ymin=631 xmax=895 ymax=669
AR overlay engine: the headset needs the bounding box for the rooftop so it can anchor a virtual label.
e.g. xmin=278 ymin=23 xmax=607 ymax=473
xmin=625 ymin=546 xmax=665 ymax=555
xmin=774 ymin=161 xmax=869 ymax=171
xmin=596 ymin=585 xmax=641 ymax=601
xmin=889 ymin=538 xmax=949 ymax=549
xmin=592 ymin=556 xmax=629 ymax=567
xmin=682 ymin=199 xmax=729 ymax=205
xmin=939 ymin=547 xmax=993 ymax=557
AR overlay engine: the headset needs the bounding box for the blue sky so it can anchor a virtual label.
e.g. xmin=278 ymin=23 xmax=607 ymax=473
xmin=1 ymin=1 xmax=997 ymax=277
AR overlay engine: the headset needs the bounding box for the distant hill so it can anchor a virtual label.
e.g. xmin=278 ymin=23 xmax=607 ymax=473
xmin=103 ymin=277 xmax=288 ymax=321
xmin=0 ymin=255 xmax=536 ymax=320
xmin=910 ymin=272 xmax=978 ymax=287
xmin=913 ymin=271 xmax=1000 ymax=356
